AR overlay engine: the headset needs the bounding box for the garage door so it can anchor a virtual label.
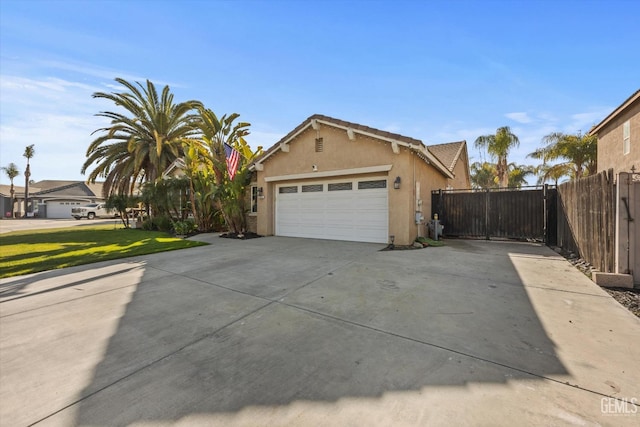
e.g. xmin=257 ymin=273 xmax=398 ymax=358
xmin=276 ymin=178 xmax=388 ymax=243
xmin=45 ymin=201 xmax=82 ymax=219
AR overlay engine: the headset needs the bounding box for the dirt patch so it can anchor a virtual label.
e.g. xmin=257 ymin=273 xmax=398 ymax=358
xmin=219 ymin=232 xmax=262 ymax=240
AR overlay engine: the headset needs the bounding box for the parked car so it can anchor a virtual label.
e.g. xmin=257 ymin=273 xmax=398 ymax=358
xmin=71 ymin=203 xmax=119 ymax=220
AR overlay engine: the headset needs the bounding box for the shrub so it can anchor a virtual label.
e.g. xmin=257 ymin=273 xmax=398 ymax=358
xmin=153 ymin=215 xmax=173 ymax=232
xmin=141 ymin=215 xmax=173 ymax=232
xmin=172 ymin=219 xmax=197 ymax=235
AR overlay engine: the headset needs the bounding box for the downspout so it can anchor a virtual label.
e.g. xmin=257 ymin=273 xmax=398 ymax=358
xmin=413 ymin=150 xmax=417 ymax=238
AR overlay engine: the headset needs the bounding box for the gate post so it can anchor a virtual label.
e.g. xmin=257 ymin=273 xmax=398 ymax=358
xmin=485 ymin=188 xmax=490 ymax=240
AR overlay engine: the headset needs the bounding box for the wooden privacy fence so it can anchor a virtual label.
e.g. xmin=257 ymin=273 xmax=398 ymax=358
xmin=556 ymin=169 xmax=615 ymax=273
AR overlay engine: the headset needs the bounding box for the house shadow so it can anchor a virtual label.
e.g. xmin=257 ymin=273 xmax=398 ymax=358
xmin=72 ymin=238 xmax=569 ymax=425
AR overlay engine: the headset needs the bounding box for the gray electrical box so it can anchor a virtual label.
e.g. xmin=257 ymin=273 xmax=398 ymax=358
xmin=428 ymin=219 xmax=444 ymax=240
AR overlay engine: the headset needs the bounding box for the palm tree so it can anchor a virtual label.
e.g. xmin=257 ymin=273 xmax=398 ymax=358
xmin=535 ymin=163 xmax=573 ymax=186
xmin=470 ymin=162 xmax=498 ymax=189
xmin=23 ymin=145 xmax=35 ymax=216
xmin=529 ymin=131 xmax=597 ymax=179
xmin=82 ymin=78 xmax=203 ymax=196
xmin=507 ymin=163 xmax=536 ymax=188
xmin=196 ymin=108 xmax=255 ymax=233
xmin=196 ymin=108 xmax=250 ymax=185
xmin=474 ymin=127 xmax=520 ymax=188
xmin=1 ymin=162 xmax=20 ymax=217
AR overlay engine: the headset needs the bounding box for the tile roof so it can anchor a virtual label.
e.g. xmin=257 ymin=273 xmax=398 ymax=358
xmin=253 ymin=114 xmax=455 ymax=178
xmin=259 ymin=114 xmax=424 ymax=160
xmin=32 ymin=180 xmax=80 ymax=191
xmin=427 ymin=141 xmax=466 ymax=172
xmin=0 ymin=181 xmax=105 ymax=198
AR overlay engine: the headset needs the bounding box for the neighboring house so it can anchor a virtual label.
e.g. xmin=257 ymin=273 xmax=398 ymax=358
xmin=250 ymin=114 xmax=470 ymax=245
xmin=0 ymin=185 xmax=16 ymax=218
xmin=32 ymin=181 xmax=106 ymax=218
xmin=0 ymin=181 xmax=106 ymax=219
xmin=589 ymin=89 xmax=639 ymax=176
xmin=589 ymin=89 xmax=640 ymax=286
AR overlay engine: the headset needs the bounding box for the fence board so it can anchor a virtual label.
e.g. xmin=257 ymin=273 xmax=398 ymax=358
xmin=556 ymin=169 xmax=615 ymax=273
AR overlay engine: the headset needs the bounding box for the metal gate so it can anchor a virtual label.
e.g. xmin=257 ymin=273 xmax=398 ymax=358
xmin=431 ymin=187 xmax=555 ymax=241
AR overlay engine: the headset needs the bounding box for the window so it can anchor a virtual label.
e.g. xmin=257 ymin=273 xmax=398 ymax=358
xmin=328 ymin=182 xmax=352 ymax=191
xmin=302 ymin=184 xmax=323 ymax=192
xmin=279 ymin=186 xmax=298 ymax=194
xmin=251 ymin=186 xmax=258 ymax=213
xmin=623 ymin=120 xmax=630 ymax=155
xmin=315 ymin=137 xmax=324 ymax=152
xmin=358 ymin=180 xmax=387 ymax=189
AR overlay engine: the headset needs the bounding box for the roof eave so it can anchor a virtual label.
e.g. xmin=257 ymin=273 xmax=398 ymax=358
xmin=589 ymin=89 xmax=640 ymax=136
xmin=253 ymin=116 xmax=454 ymax=179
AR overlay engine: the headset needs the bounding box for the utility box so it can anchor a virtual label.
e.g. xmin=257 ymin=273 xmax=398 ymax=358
xmin=428 ymin=218 xmax=444 ymax=241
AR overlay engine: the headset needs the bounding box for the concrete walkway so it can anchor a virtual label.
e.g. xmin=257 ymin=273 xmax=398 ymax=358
xmin=1 ymin=236 xmax=638 ymax=426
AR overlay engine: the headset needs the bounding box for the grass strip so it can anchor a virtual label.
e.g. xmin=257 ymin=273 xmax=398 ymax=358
xmin=416 ymin=236 xmax=446 ymax=247
xmin=0 ymin=225 xmax=207 ymax=278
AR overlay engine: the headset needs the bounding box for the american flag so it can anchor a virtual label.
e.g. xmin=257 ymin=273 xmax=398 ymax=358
xmin=224 ymin=143 xmax=240 ymax=181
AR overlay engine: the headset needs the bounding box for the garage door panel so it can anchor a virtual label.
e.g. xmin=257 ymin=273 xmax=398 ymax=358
xmin=45 ymin=201 xmax=78 ymax=219
xmin=276 ymin=178 xmax=388 ymax=243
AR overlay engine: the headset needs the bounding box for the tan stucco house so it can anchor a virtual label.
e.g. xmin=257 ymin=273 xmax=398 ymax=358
xmin=249 ymin=114 xmax=470 ymax=245
xmin=589 ymin=89 xmax=639 ymax=176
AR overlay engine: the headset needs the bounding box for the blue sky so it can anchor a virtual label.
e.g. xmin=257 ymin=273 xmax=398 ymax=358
xmin=1 ymin=0 xmax=638 ymax=185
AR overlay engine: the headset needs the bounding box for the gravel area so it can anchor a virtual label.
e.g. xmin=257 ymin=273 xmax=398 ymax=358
xmin=551 ymin=246 xmax=639 ymax=318
xmin=603 ymin=287 xmax=640 ymax=318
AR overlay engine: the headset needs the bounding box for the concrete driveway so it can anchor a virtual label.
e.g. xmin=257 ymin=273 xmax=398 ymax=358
xmin=1 ymin=236 xmax=638 ymax=426
xmin=0 ymin=218 xmax=119 ymax=234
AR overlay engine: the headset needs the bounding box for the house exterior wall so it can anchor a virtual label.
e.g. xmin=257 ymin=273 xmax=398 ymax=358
xmin=411 ymin=152 xmax=448 ymax=238
xmin=255 ymin=125 xmax=449 ymax=245
xmin=596 ymin=98 xmax=640 ymax=176
xmin=245 ymin=171 xmax=258 ymax=233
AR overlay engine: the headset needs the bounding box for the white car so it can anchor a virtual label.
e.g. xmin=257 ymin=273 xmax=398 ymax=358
xmin=71 ymin=203 xmax=119 ymax=220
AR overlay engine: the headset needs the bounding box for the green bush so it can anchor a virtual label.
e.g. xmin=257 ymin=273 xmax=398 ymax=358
xmin=141 ymin=215 xmax=173 ymax=232
xmin=153 ymin=215 xmax=173 ymax=232
xmin=172 ymin=219 xmax=197 ymax=235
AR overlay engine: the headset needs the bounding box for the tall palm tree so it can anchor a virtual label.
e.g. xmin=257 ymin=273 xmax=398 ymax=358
xmin=82 ymin=78 xmax=203 ymax=196
xmin=529 ymin=131 xmax=597 ymax=179
xmin=474 ymin=127 xmax=520 ymax=188
xmin=1 ymin=162 xmax=20 ymax=217
xmin=23 ymin=145 xmax=35 ymax=216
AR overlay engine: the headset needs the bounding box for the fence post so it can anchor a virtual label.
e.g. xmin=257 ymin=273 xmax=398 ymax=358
xmin=485 ymin=188 xmax=490 ymax=240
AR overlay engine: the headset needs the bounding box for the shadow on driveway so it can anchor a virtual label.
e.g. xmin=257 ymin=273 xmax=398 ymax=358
xmin=65 ymin=237 xmax=570 ymax=425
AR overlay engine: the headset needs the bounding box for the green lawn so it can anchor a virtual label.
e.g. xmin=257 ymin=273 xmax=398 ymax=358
xmin=0 ymin=225 xmax=208 ymax=278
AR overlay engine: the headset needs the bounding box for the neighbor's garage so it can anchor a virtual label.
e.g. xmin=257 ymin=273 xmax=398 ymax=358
xmin=275 ymin=177 xmax=388 ymax=243
xmin=44 ymin=200 xmax=82 ymax=219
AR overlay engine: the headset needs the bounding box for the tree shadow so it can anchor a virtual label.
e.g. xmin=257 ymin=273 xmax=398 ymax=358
xmin=64 ymin=238 xmax=571 ymax=425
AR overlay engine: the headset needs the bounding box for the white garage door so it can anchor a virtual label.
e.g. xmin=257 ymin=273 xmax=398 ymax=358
xmin=276 ymin=178 xmax=388 ymax=243
xmin=45 ymin=201 xmax=81 ymax=219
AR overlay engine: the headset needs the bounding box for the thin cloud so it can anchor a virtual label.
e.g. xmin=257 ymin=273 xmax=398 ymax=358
xmin=505 ymin=112 xmax=533 ymax=124
xmin=566 ymin=110 xmax=610 ymax=133
xmin=0 ymin=75 xmax=112 ymax=184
